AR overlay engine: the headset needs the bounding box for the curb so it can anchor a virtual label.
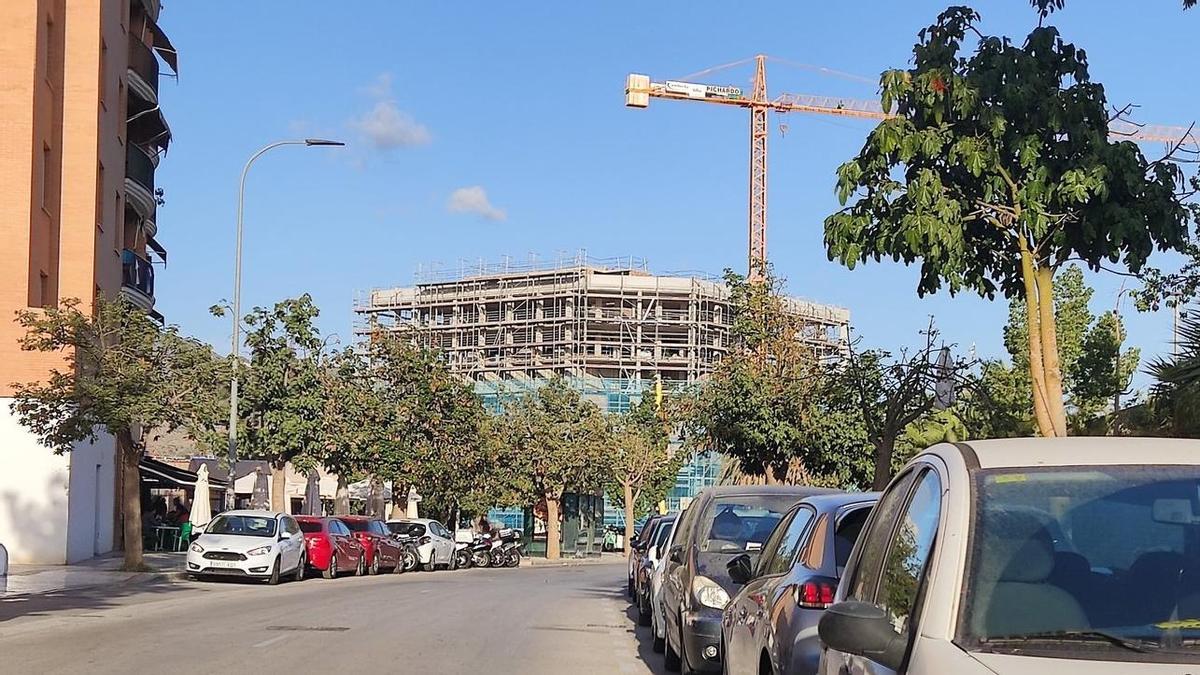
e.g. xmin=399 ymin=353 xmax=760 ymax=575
xmin=0 ymin=568 xmax=179 ymax=601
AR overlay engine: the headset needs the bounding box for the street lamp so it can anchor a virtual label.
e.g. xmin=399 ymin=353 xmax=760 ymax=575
xmin=226 ymin=138 xmax=344 ymax=510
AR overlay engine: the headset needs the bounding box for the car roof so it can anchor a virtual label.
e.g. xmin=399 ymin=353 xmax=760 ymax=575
xmin=796 ymin=491 xmax=881 ymax=511
xmin=337 ymin=515 xmax=372 ymax=521
xmin=696 ymin=485 xmax=839 ymax=500
xmin=387 ymin=517 xmax=431 ymax=524
xmin=952 ymin=437 xmax=1200 ymax=470
xmin=217 ymin=509 xmax=285 ymax=518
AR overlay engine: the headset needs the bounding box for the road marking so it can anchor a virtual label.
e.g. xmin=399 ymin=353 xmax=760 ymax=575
xmin=253 ymin=634 xmax=290 ymax=648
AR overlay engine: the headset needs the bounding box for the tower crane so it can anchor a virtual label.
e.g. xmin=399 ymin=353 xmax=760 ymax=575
xmin=625 ymin=54 xmax=1196 ymax=283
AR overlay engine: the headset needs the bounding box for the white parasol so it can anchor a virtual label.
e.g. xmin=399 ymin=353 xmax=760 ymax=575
xmin=251 ymin=466 xmax=270 ymax=510
xmin=189 ymin=464 xmax=213 ymax=528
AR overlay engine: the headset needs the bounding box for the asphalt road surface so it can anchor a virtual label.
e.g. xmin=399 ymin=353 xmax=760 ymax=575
xmin=0 ymin=560 xmax=667 ymax=675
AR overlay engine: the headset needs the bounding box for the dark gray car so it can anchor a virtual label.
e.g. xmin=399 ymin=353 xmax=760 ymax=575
xmin=721 ymin=491 xmax=879 ymax=675
xmin=661 ymin=485 xmax=835 ymax=674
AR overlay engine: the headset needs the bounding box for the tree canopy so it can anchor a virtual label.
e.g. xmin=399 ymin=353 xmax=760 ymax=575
xmin=825 ymin=6 xmax=1190 ymax=437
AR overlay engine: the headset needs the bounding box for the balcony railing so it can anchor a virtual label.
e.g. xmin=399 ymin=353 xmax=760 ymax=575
xmin=121 ymin=249 xmax=155 ymax=299
xmin=127 ymin=35 xmax=159 ymax=99
xmin=126 ymin=145 xmax=155 ymax=195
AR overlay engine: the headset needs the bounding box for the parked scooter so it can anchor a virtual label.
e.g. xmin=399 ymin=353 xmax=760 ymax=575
xmin=492 ymin=528 xmax=523 ymax=568
xmin=453 ymin=538 xmax=473 ymax=570
xmin=390 ymin=532 xmax=420 ymax=573
xmin=468 ymin=531 xmax=496 ymax=568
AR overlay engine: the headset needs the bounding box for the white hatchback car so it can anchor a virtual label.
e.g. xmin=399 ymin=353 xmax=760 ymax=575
xmin=819 ymin=438 xmax=1200 ymax=674
xmin=186 ymin=510 xmax=306 ymax=584
xmin=386 ymin=518 xmax=456 ymax=571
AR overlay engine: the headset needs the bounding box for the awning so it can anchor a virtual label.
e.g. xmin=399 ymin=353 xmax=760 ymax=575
xmin=126 ymin=90 xmax=171 ymax=153
xmin=149 ymin=20 xmax=177 ymax=75
xmin=140 ymin=456 xmax=227 ymax=490
xmin=147 ymin=235 xmax=167 ymax=263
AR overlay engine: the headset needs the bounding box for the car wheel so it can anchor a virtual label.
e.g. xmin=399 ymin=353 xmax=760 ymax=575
xmin=369 ymin=552 xmax=380 ymax=575
xmin=293 ymin=553 xmax=306 ymax=582
xmin=664 ymin=622 xmax=682 ymax=671
xmin=266 ymin=557 xmax=281 ymax=586
xmin=355 ymin=554 xmax=366 ymax=577
xmin=423 ymin=554 xmax=437 ymax=572
xmin=403 ymin=549 xmax=418 ymax=572
xmin=637 ymin=591 xmax=651 ymax=627
xmin=392 ymin=551 xmax=405 ymax=574
xmin=324 ymin=552 xmax=338 ymax=580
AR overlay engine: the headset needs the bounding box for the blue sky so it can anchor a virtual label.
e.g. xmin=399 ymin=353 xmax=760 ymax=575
xmin=155 ymin=1 xmax=1196 ymax=387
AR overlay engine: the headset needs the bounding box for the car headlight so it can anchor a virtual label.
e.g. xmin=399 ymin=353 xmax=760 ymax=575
xmin=247 ymin=545 xmax=273 ymax=556
xmin=190 ymin=542 xmax=204 ymax=553
xmin=692 ymin=575 xmax=731 ymax=610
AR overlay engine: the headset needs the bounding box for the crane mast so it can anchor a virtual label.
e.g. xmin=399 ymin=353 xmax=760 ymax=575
xmin=625 ymin=55 xmax=1196 ymax=283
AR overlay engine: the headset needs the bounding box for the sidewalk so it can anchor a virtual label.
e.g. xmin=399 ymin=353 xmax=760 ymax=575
xmin=527 ymin=551 xmax=624 ymax=567
xmin=1 ymin=551 xmax=185 ymax=598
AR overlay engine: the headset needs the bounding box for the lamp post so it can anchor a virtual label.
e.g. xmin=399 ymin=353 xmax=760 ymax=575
xmin=226 ymin=138 xmax=344 ymax=510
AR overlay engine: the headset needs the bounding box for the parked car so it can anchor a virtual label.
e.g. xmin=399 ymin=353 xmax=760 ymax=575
xmin=295 ymin=515 xmax=365 ymax=579
xmin=630 ymin=514 xmax=667 ymax=597
xmin=186 ymin=510 xmax=306 ymax=584
xmin=384 ymin=521 xmax=421 ymax=572
xmin=818 ymin=437 xmax=1200 ymax=674
xmin=637 ymin=514 xmax=678 ymax=626
xmin=387 ymin=518 xmax=456 ymax=571
xmin=340 ymin=515 xmax=405 ymax=574
xmin=661 ymin=485 xmax=834 ymax=674
xmin=651 ymin=514 xmax=682 ymax=653
xmin=722 ymin=491 xmax=878 ymax=675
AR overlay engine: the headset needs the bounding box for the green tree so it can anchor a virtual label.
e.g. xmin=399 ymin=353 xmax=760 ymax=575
xmin=319 ymin=346 xmax=389 ymax=514
xmin=1001 ymin=266 xmax=1139 ymax=431
xmin=220 ymin=295 xmax=327 ymax=511
xmin=500 ymin=378 xmax=610 ymax=560
xmin=688 ymin=269 xmax=826 ymax=484
xmin=825 ymin=6 xmax=1190 ymax=438
xmin=1149 ymin=313 xmax=1200 ymax=437
xmin=959 ymin=360 xmax=1035 ymax=439
xmin=607 ymin=396 xmax=683 ymax=555
xmin=11 ymin=298 xmax=225 ymax=570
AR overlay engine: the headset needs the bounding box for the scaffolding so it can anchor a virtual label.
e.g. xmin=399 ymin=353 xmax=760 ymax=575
xmin=353 ymin=255 xmax=851 ymax=391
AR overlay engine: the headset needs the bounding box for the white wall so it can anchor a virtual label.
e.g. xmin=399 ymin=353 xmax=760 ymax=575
xmin=0 ymin=402 xmax=70 ymax=563
xmin=64 ymin=432 xmax=115 ymax=563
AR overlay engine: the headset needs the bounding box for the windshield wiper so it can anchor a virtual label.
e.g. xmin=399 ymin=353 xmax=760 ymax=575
xmin=984 ymin=630 xmax=1154 ymax=653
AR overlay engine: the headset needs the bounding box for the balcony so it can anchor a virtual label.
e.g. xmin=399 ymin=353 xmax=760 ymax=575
xmin=127 ymin=35 xmax=159 ymax=104
xmin=121 ymin=250 xmax=155 ymax=310
xmin=125 ymin=145 xmax=156 ymax=220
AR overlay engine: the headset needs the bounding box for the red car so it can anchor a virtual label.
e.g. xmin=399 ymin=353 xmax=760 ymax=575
xmin=294 ymin=516 xmax=365 ymax=579
xmin=339 ymin=515 xmax=405 ymax=575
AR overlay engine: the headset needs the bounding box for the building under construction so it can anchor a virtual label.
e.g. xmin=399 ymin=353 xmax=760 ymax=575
xmin=355 ymin=254 xmax=850 ymax=404
xmin=355 ymin=254 xmax=850 ymax=526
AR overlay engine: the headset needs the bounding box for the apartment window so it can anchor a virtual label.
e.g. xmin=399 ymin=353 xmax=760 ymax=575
xmin=99 ymin=39 xmax=108 ymax=109
xmin=43 ymin=15 xmax=55 ymax=85
xmin=95 ymin=162 xmax=105 ymax=228
xmin=42 ymin=143 xmax=52 ymax=212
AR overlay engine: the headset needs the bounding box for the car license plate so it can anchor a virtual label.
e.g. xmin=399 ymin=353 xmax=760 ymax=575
xmin=209 ymin=560 xmax=239 ymax=568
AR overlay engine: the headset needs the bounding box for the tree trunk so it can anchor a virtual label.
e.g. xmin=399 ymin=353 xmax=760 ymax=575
xmin=1036 ymin=265 xmax=1069 ymax=436
xmin=871 ymin=434 xmax=895 ymax=491
xmin=1019 ymin=248 xmax=1059 ymax=437
xmin=270 ymin=461 xmax=288 ymax=513
xmin=391 ymin=480 xmax=407 ymax=519
xmin=623 ymin=481 xmax=635 ymax=558
xmin=546 ymin=495 xmax=562 ymax=561
xmin=334 ymin=474 xmax=350 ymax=515
xmin=117 ymin=429 xmax=144 ymax=571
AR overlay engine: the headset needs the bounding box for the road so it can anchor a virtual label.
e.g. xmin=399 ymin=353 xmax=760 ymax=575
xmin=0 ymin=560 xmax=666 ymax=675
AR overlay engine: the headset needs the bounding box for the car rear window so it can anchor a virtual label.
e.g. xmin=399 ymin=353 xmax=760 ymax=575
xmin=297 ymin=521 xmax=323 ymax=534
xmin=699 ymin=495 xmax=799 ymax=554
xmin=388 ymin=521 xmax=425 ymax=537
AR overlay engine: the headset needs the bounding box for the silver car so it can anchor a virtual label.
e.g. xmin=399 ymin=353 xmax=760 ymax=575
xmin=819 ymin=437 xmax=1200 ymax=674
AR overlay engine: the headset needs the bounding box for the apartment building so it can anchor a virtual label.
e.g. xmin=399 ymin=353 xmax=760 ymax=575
xmin=0 ymin=0 xmax=176 ymax=564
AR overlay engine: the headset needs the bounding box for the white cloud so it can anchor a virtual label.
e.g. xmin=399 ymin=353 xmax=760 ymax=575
xmin=447 ymin=186 xmax=506 ymax=222
xmin=350 ymin=100 xmax=431 ymax=149
xmin=362 ymin=72 xmax=393 ymax=99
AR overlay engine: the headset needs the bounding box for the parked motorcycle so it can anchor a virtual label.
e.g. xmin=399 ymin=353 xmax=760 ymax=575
xmin=453 ymin=539 xmax=473 ymax=570
xmin=492 ymin=528 xmax=523 ymax=568
xmin=390 ymin=533 xmax=420 ymax=572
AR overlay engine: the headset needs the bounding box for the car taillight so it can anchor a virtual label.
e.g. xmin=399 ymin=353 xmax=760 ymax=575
xmin=795 ymin=578 xmax=837 ymax=609
xmin=419 ymin=536 xmax=431 ymax=545
xmin=306 ymin=536 xmax=325 ymax=547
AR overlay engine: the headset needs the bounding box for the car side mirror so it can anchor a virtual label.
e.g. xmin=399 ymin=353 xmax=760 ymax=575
xmin=818 ymin=601 xmax=904 ymax=671
xmin=668 ymin=545 xmax=683 ymax=564
xmin=727 ymin=553 xmax=754 ymax=585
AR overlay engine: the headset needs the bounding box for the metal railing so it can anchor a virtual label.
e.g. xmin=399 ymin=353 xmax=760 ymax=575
xmin=126 ymin=145 xmax=155 ymax=195
xmin=121 ymin=249 xmax=154 ymax=298
xmin=127 ymin=35 xmax=159 ymax=97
